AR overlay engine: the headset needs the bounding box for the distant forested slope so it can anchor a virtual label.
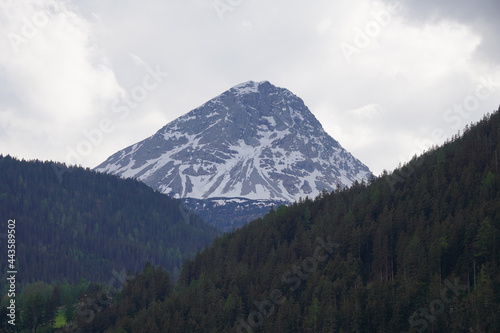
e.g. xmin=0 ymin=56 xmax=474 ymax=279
xmin=0 ymin=156 xmax=219 ymax=286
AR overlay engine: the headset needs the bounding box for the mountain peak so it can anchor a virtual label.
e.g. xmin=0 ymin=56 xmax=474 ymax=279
xmin=230 ymin=80 xmax=264 ymax=95
xmin=96 ymin=81 xmax=371 ymax=202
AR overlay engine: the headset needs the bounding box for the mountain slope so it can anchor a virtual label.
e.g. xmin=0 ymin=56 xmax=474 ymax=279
xmin=0 ymin=156 xmax=219 ymax=286
xmin=95 ymin=81 xmax=371 ymax=203
xmin=77 ymin=108 xmax=500 ymax=332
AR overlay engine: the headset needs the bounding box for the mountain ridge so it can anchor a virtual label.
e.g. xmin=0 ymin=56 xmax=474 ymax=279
xmin=95 ymin=80 xmax=372 ymax=204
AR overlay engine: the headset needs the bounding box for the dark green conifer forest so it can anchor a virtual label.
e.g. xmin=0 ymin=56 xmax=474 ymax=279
xmin=2 ymin=107 xmax=500 ymax=332
xmin=71 ymin=108 xmax=500 ymax=332
xmin=0 ymin=157 xmax=219 ymax=285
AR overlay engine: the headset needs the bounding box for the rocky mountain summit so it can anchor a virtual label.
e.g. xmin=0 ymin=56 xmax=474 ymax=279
xmin=95 ymin=80 xmax=372 ymax=228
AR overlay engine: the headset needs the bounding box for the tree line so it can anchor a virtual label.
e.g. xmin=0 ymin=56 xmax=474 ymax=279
xmin=3 ymin=107 xmax=500 ymax=332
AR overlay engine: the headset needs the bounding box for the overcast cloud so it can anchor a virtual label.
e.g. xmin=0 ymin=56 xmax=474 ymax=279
xmin=0 ymin=0 xmax=499 ymax=175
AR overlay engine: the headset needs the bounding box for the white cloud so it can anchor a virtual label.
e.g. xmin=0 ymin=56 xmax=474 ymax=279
xmin=0 ymin=0 xmax=123 ymax=162
xmin=0 ymin=0 xmax=499 ymax=175
xmin=348 ymin=104 xmax=385 ymax=119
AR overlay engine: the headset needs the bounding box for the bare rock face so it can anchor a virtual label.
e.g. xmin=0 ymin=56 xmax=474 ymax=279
xmin=95 ymin=80 xmax=371 ymax=204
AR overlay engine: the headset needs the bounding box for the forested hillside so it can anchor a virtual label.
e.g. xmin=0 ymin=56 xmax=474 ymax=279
xmin=74 ymin=107 xmax=500 ymax=332
xmin=0 ymin=157 xmax=219 ymax=286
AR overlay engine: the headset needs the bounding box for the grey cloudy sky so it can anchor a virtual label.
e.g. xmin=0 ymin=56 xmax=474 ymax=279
xmin=1 ymin=0 xmax=499 ymax=175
